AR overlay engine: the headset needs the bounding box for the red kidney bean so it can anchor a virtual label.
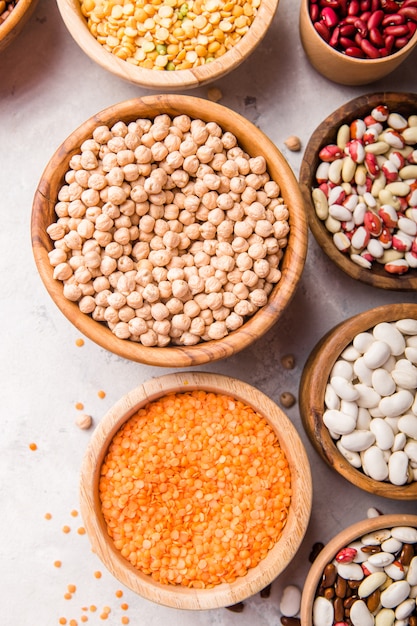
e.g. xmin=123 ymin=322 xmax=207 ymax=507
xmin=310 ymin=3 xmax=320 ymax=20
xmin=369 ymin=27 xmax=385 ymax=46
xmin=368 ymin=9 xmax=384 ymax=28
xmin=360 ymin=0 xmax=371 ymax=10
xmin=314 ymin=20 xmax=331 ymax=40
xmin=345 ymin=45 xmax=366 ymax=56
xmin=382 ymin=13 xmax=406 ymax=25
xmin=354 ymin=17 xmax=368 ymax=35
xmin=384 ymin=23 xmax=410 ymax=36
xmin=399 ymin=5 xmax=417 ymax=19
xmin=348 ymin=0 xmax=360 ymax=14
xmin=322 ymin=6 xmax=340 ymax=27
xmin=340 ymin=22 xmax=356 ymax=35
xmin=381 ymin=0 xmax=401 ymax=11
xmin=404 ymin=0 xmax=417 ymax=6
xmin=340 ymin=35 xmax=357 ymax=47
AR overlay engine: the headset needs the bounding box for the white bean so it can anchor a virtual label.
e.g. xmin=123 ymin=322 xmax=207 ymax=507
xmin=373 ymin=322 xmax=406 ymax=356
xmin=371 ymin=368 xmax=396 ymax=397
xmin=398 ymin=414 xmax=417 ymax=439
xmin=358 ymin=571 xmax=387 ymax=597
xmin=395 ymin=597 xmax=416 ymax=620
xmin=375 ymin=608 xmax=395 ymax=626
xmin=279 ymin=584 xmax=301 ymax=617
xmin=379 ymin=390 xmax=414 ymax=418
xmin=362 ymin=446 xmax=389 ymax=481
xmin=330 ymin=376 xmax=360 ymax=401
xmin=380 ymin=580 xmax=411 ymax=609
xmin=349 ymin=599 xmax=374 ymax=626
xmin=391 ymin=526 xmax=417 ymax=543
xmin=369 ymin=418 xmax=395 ymax=450
xmin=363 ymin=340 xmax=392 ymax=369
xmin=323 ymin=409 xmax=357 ymax=436
xmin=312 ymin=596 xmax=334 ymax=626
xmin=388 ymin=451 xmax=409 ymax=486
xmin=340 ymin=430 xmax=376 ymax=452
xmin=407 ymin=556 xmax=417 ymax=586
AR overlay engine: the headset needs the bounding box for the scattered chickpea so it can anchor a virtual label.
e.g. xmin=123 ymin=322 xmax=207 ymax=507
xmin=75 ymin=413 xmax=93 ymax=430
xmin=280 ymin=391 xmax=296 ymax=408
xmin=284 ymin=135 xmax=302 ymax=152
xmin=207 ymin=87 xmax=223 ymax=102
xmin=281 ymin=353 xmax=295 ymax=369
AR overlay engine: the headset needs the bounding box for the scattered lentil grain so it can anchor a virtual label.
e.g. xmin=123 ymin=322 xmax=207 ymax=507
xmin=75 ymin=338 xmax=85 ymax=347
xmin=98 ymin=390 xmax=106 ymax=399
xmin=54 ymin=560 xmax=62 ymax=568
xmin=75 ymin=402 xmax=84 ymax=411
xmin=62 ymin=525 xmax=71 ymax=534
xmin=29 ymin=442 xmax=38 ymax=451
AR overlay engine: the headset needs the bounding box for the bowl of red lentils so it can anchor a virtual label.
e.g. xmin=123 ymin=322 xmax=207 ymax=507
xmin=300 ymin=513 xmax=417 ymax=626
xmin=299 ymin=0 xmax=417 ymax=86
xmin=299 ymin=302 xmax=417 ymax=501
xmin=299 ymin=91 xmax=417 ymax=291
xmin=0 ymin=0 xmax=38 ymax=52
xmin=55 ymin=0 xmax=279 ymax=90
xmin=79 ymin=371 xmax=313 ymax=609
xmin=31 ymin=94 xmax=307 ymax=367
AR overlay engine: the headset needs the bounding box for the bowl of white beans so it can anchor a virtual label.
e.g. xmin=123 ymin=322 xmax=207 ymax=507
xmin=31 ymin=94 xmax=307 ymax=367
xmin=299 ymin=92 xmax=417 ymax=291
xmin=299 ymin=302 xmax=417 ymax=501
xmin=55 ymin=0 xmax=280 ymax=90
xmin=300 ymin=513 xmax=417 ymax=626
xmin=299 ymin=0 xmax=417 ymax=86
xmin=0 ymin=0 xmax=38 ymax=52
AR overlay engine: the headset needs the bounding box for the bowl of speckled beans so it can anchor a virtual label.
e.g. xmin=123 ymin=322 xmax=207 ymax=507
xmin=299 ymin=92 xmax=417 ymax=291
xmin=299 ymin=302 xmax=417 ymax=501
xmin=300 ymin=513 xmax=417 ymax=626
xmin=0 ymin=0 xmax=38 ymax=52
xmin=31 ymin=94 xmax=307 ymax=367
xmin=79 ymin=371 xmax=313 ymax=609
xmin=55 ymin=0 xmax=280 ymax=90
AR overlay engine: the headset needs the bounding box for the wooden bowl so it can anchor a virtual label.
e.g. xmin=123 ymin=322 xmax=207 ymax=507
xmin=299 ymin=91 xmax=417 ymax=291
xmin=299 ymin=0 xmax=417 ymax=85
xmin=299 ymin=302 xmax=417 ymax=501
xmin=0 ymin=0 xmax=38 ymax=52
xmin=79 ymin=371 xmax=313 ymax=609
xmin=31 ymin=94 xmax=307 ymax=367
xmin=56 ymin=0 xmax=279 ymax=90
xmin=300 ymin=513 xmax=417 ymax=626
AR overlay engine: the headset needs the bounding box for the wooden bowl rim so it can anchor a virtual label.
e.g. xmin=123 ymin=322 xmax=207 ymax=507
xmin=56 ymin=0 xmax=280 ymax=89
xmin=300 ymin=513 xmax=417 ymax=626
xmin=31 ymin=93 xmax=307 ymax=367
xmin=0 ymin=0 xmax=37 ymax=40
xmin=299 ymin=0 xmax=417 ymax=66
xmin=79 ymin=371 xmax=313 ymax=609
xmin=299 ymin=302 xmax=417 ymax=500
xmin=299 ymin=91 xmax=417 ymax=291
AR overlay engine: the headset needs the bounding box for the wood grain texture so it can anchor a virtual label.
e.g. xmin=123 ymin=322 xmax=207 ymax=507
xmin=299 ymin=0 xmax=417 ymax=86
xmin=56 ymin=0 xmax=279 ymax=90
xmin=299 ymin=302 xmax=417 ymax=501
xmin=79 ymin=371 xmax=313 ymax=609
xmin=0 ymin=0 xmax=38 ymax=52
xmin=300 ymin=513 xmax=417 ymax=626
xmin=299 ymin=92 xmax=417 ymax=291
xmin=31 ymin=94 xmax=307 ymax=367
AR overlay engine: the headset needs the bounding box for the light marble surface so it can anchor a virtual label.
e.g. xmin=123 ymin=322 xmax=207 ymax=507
xmin=1 ymin=1 xmax=416 ymax=624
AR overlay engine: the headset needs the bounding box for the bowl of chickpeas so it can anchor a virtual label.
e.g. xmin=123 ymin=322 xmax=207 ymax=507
xmin=79 ymin=371 xmax=313 ymax=609
xmin=31 ymin=94 xmax=307 ymax=367
xmin=0 ymin=0 xmax=38 ymax=52
xmin=56 ymin=0 xmax=279 ymax=90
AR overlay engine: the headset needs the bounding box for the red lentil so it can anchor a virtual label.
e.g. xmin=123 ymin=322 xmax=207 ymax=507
xmin=45 ymin=512 xmax=52 ymax=520
xmin=59 ymin=619 xmax=67 ymax=625
xmin=94 ymin=570 xmax=102 ymax=579
xmin=68 ymin=584 xmax=77 ymax=594
xmin=115 ymin=590 xmax=123 ymax=598
xmin=77 ymin=527 xmax=86 ymax=535
xmin=29 ymin=442 xmax=37 ymax=451
xmin=120 ymin=603 xmax=129 ymax=611
xmin=62 ymin=525 xmax=71 ymax=534
xmin=98 ymin=390 xmax=106 ymax=399
xmin=99 ymin=390 xmax=291 ymax=588
xmin=54 ymin=560 xmax=62 ymax=568
xmin=75 ymin=402 xmax=84 ymax=411
xmin=75 ymin=338 xmax=85 ymax=347
xmin=121 ymin=618 xmax=130 ymax=625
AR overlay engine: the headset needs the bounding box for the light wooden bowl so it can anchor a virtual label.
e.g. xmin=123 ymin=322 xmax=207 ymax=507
xmin=56 ymin=0 xmax=279 ymax=90
xmin=299 ymin=302 xmax=417 ymax=501
xmin=299 ymin=0 xmax=417 ymax=85
xmin=79 ymin=371 xmax=312 ymax=609
xmin=31 ymin=94 xmax=307 ymax=367
xmin=299 ymin=92 xmax=417 ymax=291
xmin=300 ymin=513 xmax=417 ymax=626
xmin=0 ymin=0 xmax=38 ymax=52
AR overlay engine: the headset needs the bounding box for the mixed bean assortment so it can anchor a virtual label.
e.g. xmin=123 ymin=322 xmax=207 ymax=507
xmin=47 ymin=114 xmax=289 ymax=347
xmin=0 ymin=0 xmax=17 ymax=24
xmin=80 ymin=0 xmax=259 ymax=71
xmin=313 ymin=525 xmax=417 ymax=626
xmin=99 ymin=390 xmax=292 ymax=588
xmin=309 ymin=0 xmax=417 ymax=59
xmin=312 ymin=103 xmax=417 ymax=274
xmin=323 ymin=318 xmax=417 ymax=485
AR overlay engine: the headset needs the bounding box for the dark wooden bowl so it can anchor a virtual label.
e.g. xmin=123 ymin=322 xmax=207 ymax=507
xmin=299 ymin=302 xmax=417 ymax=501
xmin=299 ymin=92 xmax=417 ymax=291
xmin=32 ymin=94 xmax=307 ymax=367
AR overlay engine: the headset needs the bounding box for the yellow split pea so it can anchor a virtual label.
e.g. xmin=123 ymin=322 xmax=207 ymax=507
xmin=99 ymin=390 xmax=291 ymax=588
xmin=80 ymin=0 xmax=259 ymax=70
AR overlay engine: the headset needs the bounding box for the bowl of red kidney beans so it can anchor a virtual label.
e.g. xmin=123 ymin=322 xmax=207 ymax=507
xmin=299 ymin=0 xmax=417 ymax=85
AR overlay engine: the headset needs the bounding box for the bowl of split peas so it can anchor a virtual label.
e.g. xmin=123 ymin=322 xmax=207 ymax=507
xmin=299 ymin=0 xmax=417 ymax=86
xmin=299 ymin=91 xmax=417 ymax=291
xmin=79 ymin=371 xmax=313 ymax=609
xmin=0 ymin=0 xmax=38 ymax=52
xmin=31 ymin=94 xmax=307 ymax=367
xmin=299 ymin=302 xmax=417 ymax=501
xmin=55 ymin=0 xmax=280 ymax=90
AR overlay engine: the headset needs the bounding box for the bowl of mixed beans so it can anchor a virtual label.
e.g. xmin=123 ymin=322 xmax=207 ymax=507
xmin=79 ymin=371 xmax=313 ymax=609
xmin=55 ymin=0 xmax=280 ymax=89
xmin=31 ymin=94 xmax=307 ymax=367
xmin=0 ymin=0 xmax=38 ymax=51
